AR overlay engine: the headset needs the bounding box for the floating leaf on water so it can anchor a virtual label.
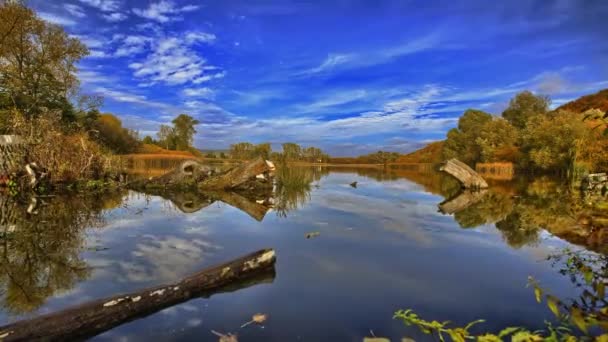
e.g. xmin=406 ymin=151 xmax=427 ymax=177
xmin=363 ymin=338 xmax=390 ymax=342
xmin=252 ymin=313 xmax=267 ymax=324
xmin=211 ymin=330 xmax=238 ymax=342
xmin=241 ymin=313 xmax=268 ymax=328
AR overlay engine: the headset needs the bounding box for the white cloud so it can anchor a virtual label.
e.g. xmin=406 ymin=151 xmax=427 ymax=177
xmin=89 ymin=50 xmax=111 ymax=58
xmin=78 ymin=0 xmax=121 ymax=12
xmin=102 ymin=12 xmax=128 ymax=22
xmin=193 ymin=71 xmax=225 ymax=84
xmin=114 ymin=35 xmax=151 ymax=57
xmin=185 ymin=32 xmax=217 ymax=44
xmin=128 ymin=36 xmax=222 ymax=86
xmin=133 ymin=0 xmax=199 ymax=23
xmin=38 ymin=12 xmax=77 ymax=26
xmin=64 ymin=4 xmax=86 ymax=18
xmin=183 ymin=87 xmax=215 ymax=99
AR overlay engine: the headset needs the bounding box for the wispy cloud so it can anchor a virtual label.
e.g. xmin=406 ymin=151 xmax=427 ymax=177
xmin=64 ymin=4 xmax=86 ymax=18
xmin=114 ymin=35 xmax=152 ymax=57
xmin=78 ymin=0 xmax=121 ymax=12
xmin=301 ymin=33 xmax=442 ymax=75
xmin=102 ymin=12 xmax=128 ymax=22
xmin=38 ymin=12 xmax=77 ymax=26
xmin=133 ymin=0 xmax=199 ymax=23
xmin=183 ymin=87 xmax=215 ymax=99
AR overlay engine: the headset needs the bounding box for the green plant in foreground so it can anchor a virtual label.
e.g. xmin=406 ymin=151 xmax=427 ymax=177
xmin=395 ymin=249 xmax=608 ymax=341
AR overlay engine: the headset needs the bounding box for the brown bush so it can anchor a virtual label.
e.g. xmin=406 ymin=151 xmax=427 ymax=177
xmin=9 ymin=110 xmax=110 ymax=183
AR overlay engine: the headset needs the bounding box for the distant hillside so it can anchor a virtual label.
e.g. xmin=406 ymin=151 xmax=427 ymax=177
xmin=395 ymin=141 xmax=444 ymax=164
xmin=557 ymin=88 xmax=608 ymax=113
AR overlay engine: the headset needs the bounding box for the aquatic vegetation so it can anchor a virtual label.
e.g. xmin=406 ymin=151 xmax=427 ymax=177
xmin=396 ymin=248 xmax=608 ymax=341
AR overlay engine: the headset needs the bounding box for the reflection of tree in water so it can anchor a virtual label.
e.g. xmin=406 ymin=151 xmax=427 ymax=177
xmin=453 ymin=191 xmax=514 ymax=229
xmin=274 ymin=165 xmax=328 ymax=217
xmin=434 ymin=174 xmax=608 ymax=252
xmin=0 ymin=191 xmax=126 ymax=314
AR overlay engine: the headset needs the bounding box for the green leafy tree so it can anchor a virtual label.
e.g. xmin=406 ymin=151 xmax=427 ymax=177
xmin=442 ymin=109 xmax=493 ymax=165
xmin=142 ymin=135 xmax=154 ymax=144
xmin=171 ymin=114 xmax=200 ymax=151
xmin=157 ymin=124 xmax=176 ymax=150
xmin=502 ymin=91 xmax=550 ymax=129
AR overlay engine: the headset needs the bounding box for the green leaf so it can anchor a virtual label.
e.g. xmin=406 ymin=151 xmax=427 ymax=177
xmin=498 ymin=326 xmax=520 ymax=337
xmin=597 ymin=282 xmax=605 ymax=299
xmin=534 ymin=287 xmax=542 ymax=303
xmin=603 ymin=127 xmax=608 ymax=137
xmin=570 ymin=308 xmax=588 ymax=334
xmin=547 ymin=296 xmax=560 ymax=317
xmin=584 ymin=270 xmax=593 ymax=285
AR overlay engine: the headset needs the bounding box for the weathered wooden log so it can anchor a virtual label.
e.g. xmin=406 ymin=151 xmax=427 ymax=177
xmin=129 ymin=158 xmax=275 ymax=192
xmin=438 ymin=190 xmax=488 ymax=214
xmin=199 ymin=157 xmax=275 ymax=190
xmin=439 ymin=159 xmax=488 ymax=189
xmin=0 ymin=249 xmax=277 ymax=341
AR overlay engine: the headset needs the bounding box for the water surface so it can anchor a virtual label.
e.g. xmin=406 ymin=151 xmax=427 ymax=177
xmin=0 ymin=165 xmax=605 ymax=341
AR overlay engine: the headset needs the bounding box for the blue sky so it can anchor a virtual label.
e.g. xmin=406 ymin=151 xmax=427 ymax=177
xmin=31 ymin=0 xmax=608 ymax=155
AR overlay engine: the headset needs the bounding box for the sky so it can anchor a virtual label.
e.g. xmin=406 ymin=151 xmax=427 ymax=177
xmin=30 ymin=0 xmax=608 ymax=156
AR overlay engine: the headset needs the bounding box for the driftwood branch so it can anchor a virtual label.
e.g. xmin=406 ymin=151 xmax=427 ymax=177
xmin=439 ymin=159 xmax=488 ymax=189
xmin=0 ymin=249 xmax=277 ymax=342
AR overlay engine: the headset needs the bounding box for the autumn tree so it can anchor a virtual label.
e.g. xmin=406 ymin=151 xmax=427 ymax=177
xmin=282 ymin=143 xmax=302 ymax=161
xmin=442 ymin=109 xmax=493 ymax=165
xmin=0 ymin=1 xmax=88 ymax=121
xmin=230 ymin=142 xmax=272 ymax=160
xmin=475 ymin=118 xmax=520 ymax=162
xmin=254 ymin=143 xmax=272 ymax=160
xmin=502 ymin=91 xmax=550 ymax=129
xmin=92 ymin=114 xmax=139 ymax=154
xmin=520 ymin=110 xmax=587 ymax=172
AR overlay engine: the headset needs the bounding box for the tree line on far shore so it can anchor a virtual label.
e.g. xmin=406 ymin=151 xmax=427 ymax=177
xmin=438 ymin=90 xmax=608 ymax=176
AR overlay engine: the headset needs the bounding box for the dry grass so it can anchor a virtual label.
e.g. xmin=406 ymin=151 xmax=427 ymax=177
xmin=136 ymin=144 xmax=196 ymax=156
xmin=476 ymin=162 xmax=515 ymax=180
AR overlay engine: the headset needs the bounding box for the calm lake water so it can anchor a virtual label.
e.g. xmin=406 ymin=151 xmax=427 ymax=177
xmin=0 ymin=164 xmax=606 ymax=341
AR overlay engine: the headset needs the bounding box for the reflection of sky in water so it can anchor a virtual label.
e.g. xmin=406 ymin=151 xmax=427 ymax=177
xmin=0 ymin=171 xmax=587 ymax=341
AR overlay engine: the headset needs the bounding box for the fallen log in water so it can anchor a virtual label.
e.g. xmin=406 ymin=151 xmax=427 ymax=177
xmin=129 ymin=157 xmax=275 ymax=192
xmin=0 ymin=249 xmax=276 ymax=342
xmin=199 ymin=157 xmax=275 ymax=191
xmin=439 ymin=159 xmax=489 ymax=189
